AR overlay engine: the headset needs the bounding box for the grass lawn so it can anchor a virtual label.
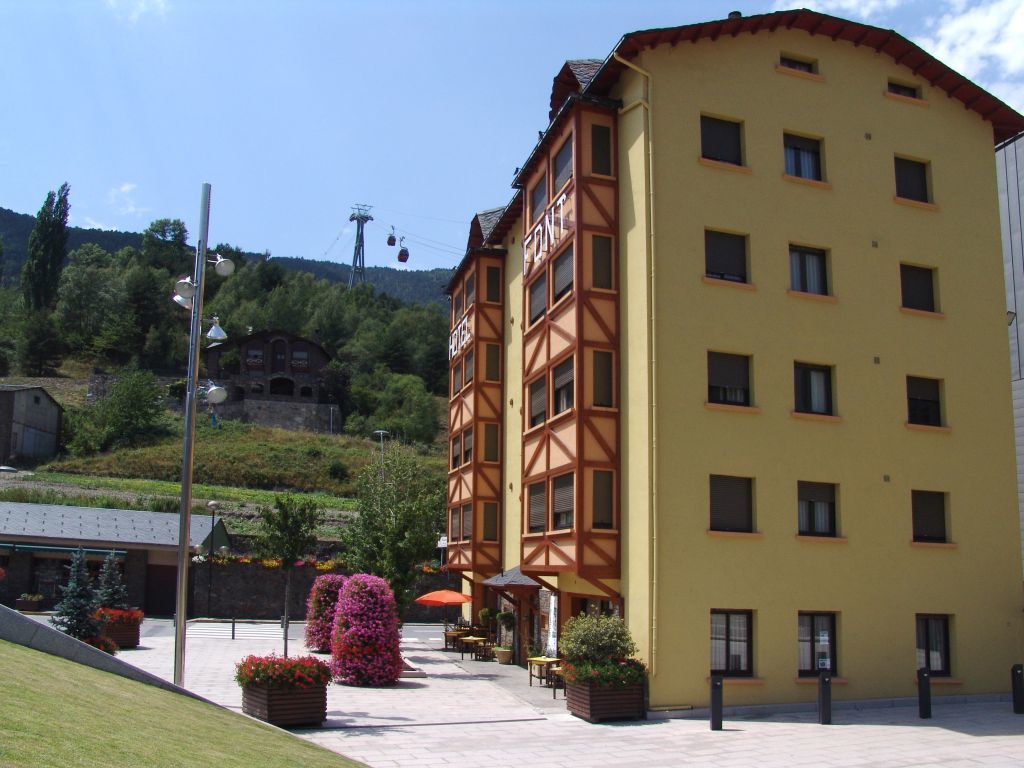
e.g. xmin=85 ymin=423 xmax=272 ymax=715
xmin=0 ymin=640 xmax=363 ymax=768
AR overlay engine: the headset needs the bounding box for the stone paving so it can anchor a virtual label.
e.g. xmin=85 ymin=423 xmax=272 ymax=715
xmin=120 ymin=620 xmax=1024 ymax=767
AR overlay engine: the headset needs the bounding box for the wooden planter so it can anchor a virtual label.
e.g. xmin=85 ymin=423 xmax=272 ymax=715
xmin=242 ymin=685 xmax=327 ymax=727
xmin=15 ymin=599 xmax=41 ymax=612
xmin=566 ymin=681 xmax=646 ymax=723
xmin=102 ymin=621 xmax=141 ymax=649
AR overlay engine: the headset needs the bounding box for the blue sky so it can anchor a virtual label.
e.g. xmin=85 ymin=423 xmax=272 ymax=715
xmin=2 ymin=0 xmax=1022 ymax=273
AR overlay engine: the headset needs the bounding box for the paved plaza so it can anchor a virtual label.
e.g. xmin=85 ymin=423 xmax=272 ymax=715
xmin=117 ymin=620 xmax=1024 ymax=767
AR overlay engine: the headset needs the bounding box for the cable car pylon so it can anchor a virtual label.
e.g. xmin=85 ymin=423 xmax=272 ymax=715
xmin=348 ymin=204 xmax=373 ymax=289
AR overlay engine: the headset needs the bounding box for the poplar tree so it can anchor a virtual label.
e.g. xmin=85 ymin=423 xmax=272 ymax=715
xmin=22 ymin=183 xmax=70 ymax=310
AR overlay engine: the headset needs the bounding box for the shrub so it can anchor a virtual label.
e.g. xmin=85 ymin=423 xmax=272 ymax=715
xmin=305 ymin=574 xmax=348 ymax=653
xmin=558 ymin=614 xmax=644 ymax=689
xmin=84 ymin=635 xmax=118 ymax=655
xmin=563 ymin=658 xmax=646 ymax=687
xmin=93 ymin=607 xmax=144 ymax=626
xmin=94 ymin=551 xmax=130 ymax=610
xmin=235 ymin=654 xmax=331 ymax=689
xmin=328 ymin=460 xmax=348 ymax=482
xmin=330 ymin=573 xmax=403 ymax=686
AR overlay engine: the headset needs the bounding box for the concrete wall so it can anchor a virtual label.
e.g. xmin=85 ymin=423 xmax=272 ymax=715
xmin=215 ymin=400 xmax=338 ymax=433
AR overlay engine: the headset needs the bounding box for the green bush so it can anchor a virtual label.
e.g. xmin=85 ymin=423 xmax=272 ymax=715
xmin=558 ymin=613 xmax=637 ymax=663
xmin=328 ymin=461 xmax=348 ymax=482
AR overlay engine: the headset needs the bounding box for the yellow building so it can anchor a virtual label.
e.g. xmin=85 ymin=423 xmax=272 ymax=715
xmin=445 ymin=8 xmax=1024 ymax=710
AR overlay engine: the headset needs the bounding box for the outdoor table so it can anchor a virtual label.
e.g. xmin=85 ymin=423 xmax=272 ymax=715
xmin=444 ymin=629 xmax=468 ymax=650
xmin=526 ymin=656 xmax=560 ymax=686
xmin=459 ymin=635 xmax=487 ymax=660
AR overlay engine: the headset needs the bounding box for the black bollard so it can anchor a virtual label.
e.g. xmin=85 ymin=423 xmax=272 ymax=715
xmin=818 ymin=670 xmax=832 ymax=725
xmin=710 ymin=675 xmax=723 ymax=731
xmin=231 ymin=617 xmax=236 ymax=640
xmin=1012 ymin=664 xmax=1024 ymax=715
xmin=917 ymin=667 xmax=932 ymax=719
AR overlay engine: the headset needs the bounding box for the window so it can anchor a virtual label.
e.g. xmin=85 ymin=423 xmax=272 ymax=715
xmin=461 ymin=503 xmax=472 ymax=540
xmin=552 ymin=473 xmax=574 ymax=530
xmin=592 ymin=235 xmax=613 ymax=289
xmin=554 ymin=138 xmax=573 ymax=191
xmin=453 ymin=290 xmax=463 ymax=318
xmin=784 ymin=134 xmax=822 ymax=180
xmin=710 ymin=474 xmax=753 ymax=532
xmin=798 ymin=613 xmax=837 ymax=676
xmin=465 ymin=272 xmax=476 ymax=307
xmin=790 ymin=246 xmax=828 ymax=295
xmin=912 ymin=490 xmax=947 ymax=542
xmin=907 ymin=376 xmax=942 ymax=426
xmin=529 ymin=378 xmax=547 ymax=427
xmin=593 ymin=471 xmax=614 ymax=529
xmin=780 ymin=55 xmax=816 ymax=73
xmin=462 ymin=428 xmax=473 ymax=465
xmin=451 ymin=436 xmax=461 ymax=470
xmin=707 ymin=352 xmax=750 ymax=407
xmin=900 ymin=265 xmax=936 ymax=312
xmin=888 ymin=80 xmax=920 ymax=98
xmin=916 ymin=615 xmax=951 ymax=676
xmin=701 ymin=115 xmax=743 ymax=166
xmin=485 ymin=344 xmax=500 ymax=381
xmin=530 ymin=174 xmax=548 ymax=223
xmin=705 ymin=230 xmax=747 ymax=283
xmin=593 ymin=350 xmax=613 ymax=407
xmin=895 ymin=157 xmax=929 ymax=202
xmin=553 ymin=358 xmax=574 ymax=415
xmin=553 ymin=245 xmax=574 ymax=301
xmin=451 ymin=361 xmax=462 ymax=395
xmin=464 ymin=350 xmax=474 ymax=384
xmin=483 ymin=502 xmax=499 ymax=542
xmin=592 ymin=124 xmax=612 ymax=175
xmin=483 ymin=423 xmax=499 ymax=462
xmin=291 ymin=348 xmax=310 ymax=370
xmin=794 ymin=363 xmax=833 ymax=415
xmin=711 ymin=611 xmax=752 ymax=676
xmin=528 ymin=482 xmax=546 ymax=533
xmin=798 ymin=482 xmax=836 ymax=537
xmin=529 ymin=274 xmax=547 ymax=324
xmin=486 ymin=265 xmax=502 ymax=302
xmin=449 ymin=507 xmax=461 ymax=542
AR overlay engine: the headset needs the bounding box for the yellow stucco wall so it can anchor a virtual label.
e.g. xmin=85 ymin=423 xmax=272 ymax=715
xmin=614 ymin=29 xmax=1023 ymax=708
xmin=503 ymin=228 xmax=525 ymax=569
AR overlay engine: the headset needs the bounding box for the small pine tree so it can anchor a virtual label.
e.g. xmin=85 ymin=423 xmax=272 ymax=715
xmin=51 ymin=548 xmax=99 ymax=641
xmin=94 ymin=551 xmax=130 ymax=610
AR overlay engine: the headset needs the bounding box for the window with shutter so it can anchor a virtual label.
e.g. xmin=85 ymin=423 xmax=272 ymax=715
xmin=593 ymin=470 xmax=614 ymax=529
xmin=462 ymin=503 xmax=472 ymax=540
xmin=464 ymin=350 xmax=474 ymax=384
xmin=462 ymin=428 xmax=473 ymax=465
xmin=912 ymin=490 xmax=946 ymax=542
xmin=552 ymin=473 xmax=574 ymax=530
xmin=465 ymin=272 xmax=475 ymax=307
xmin=553 ymin=245 xmax=574 ymax=301
xmin=798 ymin=481 xmax=836 ymax=536
xmin=705 ymin=230 xmax=747 ymax=283
xmin=529 ymin=274 xmax=547 ymax=324
xmin=531 ymin=174 xmax=548 ymax=224
xmin=592 ymin=235 xmax=613 ymax=289
xmin=451 ymin=436 xmax=460 ymax=470
xmin=449 ymin=507 xmax=461 ymax=542
xmin=484 ymin=423 xmax=499 ymax=462
xmin=593 ymin=351 xmax=613 ymax=407
xmin=528 ymin=482 xmax=546 ymax=533
xmin=554 ymin=137 xmax=573 ymax=191
xmin=452 ymin=361 xmax=462 ymax=395
xmin=592 ymin=124 xmax=611 ymax=175
xmin=483 ymin=502 xmax=498 ymax=542
xmin=709 ymin=474 xmax=753 ymax=532
xmin=553 ymin=358 xmax=574 ymax=415
xmin=784 ymin=133 xmax=822 ymax=180
xmin=907 ymin=376 xmax=942 ymax=426
xmin=895 ymin=157 xmax=929 ymax=202
xmin=486 ymin=266 xmax=501 ymax=302
xmin=529 ymin=378 xmax=546 ymax=427
xmin=707 ymin=352 xmax=750 ymax=406
xmin=453 ymin=290 xmax=463 ymax=319
xmin=701 ymin=116 xmax=743 ymax=166
xmin=900 ymin=264 xmax=935 ymax=312
xmin=485 ymin=344 xmax=500 ymax=381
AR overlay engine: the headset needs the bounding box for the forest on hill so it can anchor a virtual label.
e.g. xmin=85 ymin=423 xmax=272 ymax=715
xmin=0 ymin=184 xmax=456 ymax=449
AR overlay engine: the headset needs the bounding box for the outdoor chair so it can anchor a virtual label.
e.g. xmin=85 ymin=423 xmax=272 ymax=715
xmin=547 ymin=664 xmax=564 ymax=698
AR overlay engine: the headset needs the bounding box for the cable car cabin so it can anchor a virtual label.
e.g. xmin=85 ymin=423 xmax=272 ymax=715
xmin=398 ymin=246 xmax=409 ymax=263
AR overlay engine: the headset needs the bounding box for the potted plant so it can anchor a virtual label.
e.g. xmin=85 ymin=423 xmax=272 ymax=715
xmin=496 ymin=611 xmax=515 ymax=632
xmin=558 ymin=613 xmax=646 ymax=723
xmin=235 ymin=654 xmax=332 ymax=727
xmin=92 ymin=551 xmax=143 ymax=649
xmin=16 ymin=593 xmax=44 ymax=611
xmin=494 ymin=646 xmax=514 ymax=665
xmin=478 ymin=607 xmax=495 ymax=630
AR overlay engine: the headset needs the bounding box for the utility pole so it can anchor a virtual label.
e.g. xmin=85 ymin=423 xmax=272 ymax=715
xmin=348 ymin=204 xmax=373 ymax=289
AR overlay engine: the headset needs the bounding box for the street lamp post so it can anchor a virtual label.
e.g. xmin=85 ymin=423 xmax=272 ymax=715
xmin=207 ymin=500 xmax=219 ymax=617
xmin=372 ymin=429 xmax=389 ymax=478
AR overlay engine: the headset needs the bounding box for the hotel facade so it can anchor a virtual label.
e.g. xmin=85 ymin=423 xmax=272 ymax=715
xmin=446 ymin=9 xmax=1024 ymax=709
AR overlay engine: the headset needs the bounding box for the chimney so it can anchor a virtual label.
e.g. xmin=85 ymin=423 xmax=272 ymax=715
xmin=728 ymin=11 xmax=742 ymax=19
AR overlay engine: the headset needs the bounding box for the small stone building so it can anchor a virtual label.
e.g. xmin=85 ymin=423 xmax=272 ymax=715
xmin=0 ymin=386 xmax=62 ymax=465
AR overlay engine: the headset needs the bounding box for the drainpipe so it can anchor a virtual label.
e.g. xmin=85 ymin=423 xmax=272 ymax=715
xmin=613 ymin=52 xmax=659 ymax=678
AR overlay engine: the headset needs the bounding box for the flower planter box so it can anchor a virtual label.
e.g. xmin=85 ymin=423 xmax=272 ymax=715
xmin=15 ymin=599 xmax=41 ymax=612
xmin=242 ymin=685 xmax=327 ymax=727
xmin=566 ymin=681 xmax=646 ymax=723
xmin=102 ymin=621 xmax=141 ymax=649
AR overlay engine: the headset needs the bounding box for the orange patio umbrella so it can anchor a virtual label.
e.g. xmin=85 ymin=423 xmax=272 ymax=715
xmin=415 ymin=589 xmax=472 ymax=627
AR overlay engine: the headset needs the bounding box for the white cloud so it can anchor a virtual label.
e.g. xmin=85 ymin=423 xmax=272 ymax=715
xmin=77 ymin=215 xmax=112 ymax=230
xmin=770 ymin=0 xmax=910 ymax=18
xmin=104 ymin=0 xmax=168 ymax=24
xmin=108 ymin=182 xmax=149 ymax=217
xmin=917 ymin=0 xmax=1024 ymax=81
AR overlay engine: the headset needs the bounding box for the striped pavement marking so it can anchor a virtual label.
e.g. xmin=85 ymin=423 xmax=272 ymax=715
xmin=185 ymin=622 xmax=298 ymax=640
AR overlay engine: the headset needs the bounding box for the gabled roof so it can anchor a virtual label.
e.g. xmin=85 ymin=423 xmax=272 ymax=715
xmin=466 ymin=206 xmax=506 ymax=250
xmin=0 ymin=385 xmax=63 ymax=412
xmin=445 ymin=198 xmax=522 ymax=295
xmin=549 ymin=59 xmax=603 ymax=121
xmin=584 ymin=8 xmax=1024 ymax=144
xmin=0 ymin=502 xmax=221 ymax=550
xmin=481 ymin=565 xmax=541 ymax=589
xmin=205 ymin=329 xmax=331 ymax=360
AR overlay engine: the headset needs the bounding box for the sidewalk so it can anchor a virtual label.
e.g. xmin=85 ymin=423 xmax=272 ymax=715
xmin=121 ymin=620 xmax=1024 ymax=767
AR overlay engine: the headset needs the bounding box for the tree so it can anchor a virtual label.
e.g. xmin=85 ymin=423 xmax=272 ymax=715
xmin=22 ymin=182 xmax=70 ymax=311
xmin=15 ymin=309 xmax=62 ymax=375
xmin=342 ymin=445 xmax=445 ymax=618
xmin=51 ymin=548 xmax=99 ymax=641
xmin=66 ymin=368 xmax=167 ymax=455
xmin=254 ymin=495 xmax=322 ymax=657
xmin=141 ymin=218 xmax=189 ymax=274
xmin=94 ymin=551 xmax=130 ymax=610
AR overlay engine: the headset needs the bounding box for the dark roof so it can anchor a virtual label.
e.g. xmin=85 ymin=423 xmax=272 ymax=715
xmin=0 ymin=385 xmax=63 ymax=411
xmin=445 ymin=205 xmax=516 ymax=294
xmin=481 ymin=566 xmax=541 ymax=589
xmin=549 ymin=59 xmax=604 ymax=120
xmin=0 ymin=502 xmax=221 ymax=550
xmin=204 ymin=329 xmax=331 ymax=360
xmin=584 ymin=8 xmax=1024 ymax=144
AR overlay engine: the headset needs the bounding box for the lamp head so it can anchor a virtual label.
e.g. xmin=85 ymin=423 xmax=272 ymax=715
xmin=206 ymin=382 xmax=228 ymax=404
xmin=206 ymin=317 xmax=228 ymax=342
xmin=173 ymin=293 xmax=193 ymax=310
xmin=175 ymin=276 xmax=197 ymax=299
xmin=211 ymin=254 xmax=235 ymax=277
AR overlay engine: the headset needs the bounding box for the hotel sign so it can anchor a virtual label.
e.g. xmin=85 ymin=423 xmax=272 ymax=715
xmin=448 ymin=315 xmax=472 ymax=360
xmin=523 ymin=191 xmax=574 ymax=276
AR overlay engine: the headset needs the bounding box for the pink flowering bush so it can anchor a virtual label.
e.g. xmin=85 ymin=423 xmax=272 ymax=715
xmin=305 ymin=574 xmax=348 ymax=653
xmin=330 ymin=573 xmax=403 ymax=686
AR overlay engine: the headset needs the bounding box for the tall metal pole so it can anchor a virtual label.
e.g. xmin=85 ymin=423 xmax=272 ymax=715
xmin=173 ymin=182 xmax=212 ymax=688
xmin=348 ymin=205 xmax=373 ymax=289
